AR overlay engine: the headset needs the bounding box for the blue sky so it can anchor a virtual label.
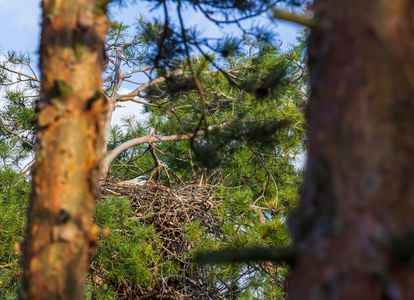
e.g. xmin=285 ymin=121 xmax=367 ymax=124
xmin=0 ymin=1 xmax=300 ymax=56
xmin=0 ymin=0 xmax=42 ymax=53
xmin=0 ymin=0 xmax=300 ymax=125
xmin=0 ymin=1 xmax=305 ymax=169
xmin=0 ymin=1 xmax=301 ymax=123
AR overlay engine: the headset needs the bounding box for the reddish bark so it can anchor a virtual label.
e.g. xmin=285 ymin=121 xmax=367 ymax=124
xmin=21 ymin=1 xmax=109 ymax=298
xmin=289 ymin=1 xmax=414 ymax=299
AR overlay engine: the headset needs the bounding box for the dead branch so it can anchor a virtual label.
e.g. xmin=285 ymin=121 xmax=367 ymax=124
xmin=101 ymin=132 xmax=204 ymax=175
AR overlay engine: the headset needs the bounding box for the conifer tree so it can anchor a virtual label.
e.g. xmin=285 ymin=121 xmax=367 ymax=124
xmin=20 ymin=0 xmax=109 ymax=298
xmin=289 ymin=0 xmax=414 ymax=298
xmin=0 ymin=0 xmax=307 ymax=298
xmin=94 ymin=30 xmax=307 ymax=298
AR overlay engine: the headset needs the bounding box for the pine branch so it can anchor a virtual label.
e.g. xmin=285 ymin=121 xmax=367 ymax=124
xmin=100 ymin=120 xmax=231 ymax=175
xmin=271 ymin=9 xmax=317 ymax=28
xmin=242 ymin=138 xmax=279 ymax=206
xmin=0 ymin=117 xmax=34 ymax=148
xmin=118 ymin=68 xmax=183 ymax=99
xmin=0 ymin=65 xmax=40 ymax=83
xmin=100 ymin=132 xmax=204 ymax=175
xmin=195 ymin=246 xmax=297 ymax=265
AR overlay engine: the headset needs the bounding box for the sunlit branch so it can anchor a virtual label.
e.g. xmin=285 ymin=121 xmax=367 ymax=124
xmin=0 ymin=116 xmax=34 ymax=148
xmin=101 ymin=131 xmax=204 ymax=175
xmin=271 ymin=9 xmax=317 ymax=28
xmin=118 ymin=68 xmax=183 ymax=99
xmin=0 ymin=65 xmax=40 ymax=83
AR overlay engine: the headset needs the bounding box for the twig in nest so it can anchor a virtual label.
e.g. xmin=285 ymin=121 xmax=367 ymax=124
xmin=104 ymin=188 xmax=121 ymax=195
xmin=173 ymin=192 xmax=192 ymax=224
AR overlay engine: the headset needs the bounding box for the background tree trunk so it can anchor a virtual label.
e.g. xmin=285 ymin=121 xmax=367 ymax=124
xmin=289 ymin=0 xmax=414 ymax=298
xmin=21 ymin=1 xmax=108 ymax=298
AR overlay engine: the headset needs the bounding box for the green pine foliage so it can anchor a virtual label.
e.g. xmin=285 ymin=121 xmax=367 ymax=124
xmin=0 ymin=7 xmax=308 ymax=296
xmin=90 ymin=196 xmax=170 ymax=297
xmin=0 ymin=51 xmax=38 ymax=170
xmin=106 ymin=28 xmax=308 ymax=298
xmin=0 ymin=168 xmax=30 ymax=299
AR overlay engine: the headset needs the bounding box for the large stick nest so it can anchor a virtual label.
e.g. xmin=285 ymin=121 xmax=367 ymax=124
xmin=94 ymin=178 xmax=222 ymax=299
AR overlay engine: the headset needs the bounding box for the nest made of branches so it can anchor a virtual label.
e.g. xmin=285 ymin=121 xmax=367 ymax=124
xmin=94 ymin=178 xmax=223 ymax=299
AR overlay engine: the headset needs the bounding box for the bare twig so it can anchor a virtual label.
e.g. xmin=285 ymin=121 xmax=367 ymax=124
xmin=173 ymin=193 xmax=192 ymax=225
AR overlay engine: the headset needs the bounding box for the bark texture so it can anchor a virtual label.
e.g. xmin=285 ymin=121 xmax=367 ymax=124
xmin=21 ymin=1 xmax=108 ymax=298
xmin=289 ymin=1 xmax=414 ymax=299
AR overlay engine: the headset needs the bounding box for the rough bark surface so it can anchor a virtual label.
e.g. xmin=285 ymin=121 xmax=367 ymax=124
xmin=289 ymin=0 xmax=414 ymax=299
xmin=21 ymin=1 xmax=108 ymax=299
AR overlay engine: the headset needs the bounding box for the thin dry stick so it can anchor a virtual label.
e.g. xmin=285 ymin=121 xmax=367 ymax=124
xmin=172 ymin=193 xmax=192 ymax=225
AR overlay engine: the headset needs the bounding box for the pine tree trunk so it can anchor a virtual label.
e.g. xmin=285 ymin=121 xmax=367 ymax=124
xmin=21 ymin=1 xmax=109 ymax=298
xmin=289 ymin=0 xmax=414 ymax=298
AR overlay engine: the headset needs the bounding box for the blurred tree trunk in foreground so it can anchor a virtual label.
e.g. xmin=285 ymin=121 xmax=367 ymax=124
xmin=21 ymin=0 xmax=109 ymax=298
xmin=290 ymin=0 xmax=414 ymax=299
